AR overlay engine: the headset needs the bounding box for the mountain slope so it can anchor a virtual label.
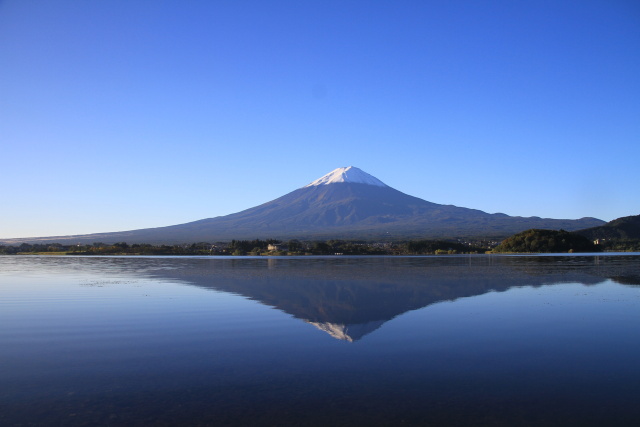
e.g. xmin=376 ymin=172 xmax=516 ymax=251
xmin=1 ymin=166 xmax=605 ymax=244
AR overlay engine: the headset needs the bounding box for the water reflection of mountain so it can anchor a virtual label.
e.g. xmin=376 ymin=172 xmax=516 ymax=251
xmin=149 ymin=255 xmax=640 ymax=341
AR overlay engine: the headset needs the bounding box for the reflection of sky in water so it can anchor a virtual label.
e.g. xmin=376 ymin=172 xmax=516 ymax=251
xmin=1 ymin=255 xmax=639 ymax=426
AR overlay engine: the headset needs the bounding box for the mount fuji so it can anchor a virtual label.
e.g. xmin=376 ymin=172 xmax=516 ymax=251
xmin=3 ymin=166 xmax=604 ymax=244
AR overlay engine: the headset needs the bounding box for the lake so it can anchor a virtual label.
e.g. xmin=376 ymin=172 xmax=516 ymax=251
xmin=1 ymin=254 xmax=639 ymax=426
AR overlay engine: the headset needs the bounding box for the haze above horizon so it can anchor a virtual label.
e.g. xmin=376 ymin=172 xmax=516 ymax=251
xmin=1 ymin=1 xmax=638 ymax=238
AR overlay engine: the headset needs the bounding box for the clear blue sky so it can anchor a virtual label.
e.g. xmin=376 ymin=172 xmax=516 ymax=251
xmin=1 ymin=0 xmax=639 ymax=238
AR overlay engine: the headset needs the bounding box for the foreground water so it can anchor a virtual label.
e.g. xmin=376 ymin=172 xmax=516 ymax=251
xmin=1 ymin=254 xmax=639 ymax=426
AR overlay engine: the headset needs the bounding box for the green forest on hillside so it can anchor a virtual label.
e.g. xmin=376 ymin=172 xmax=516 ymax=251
xmin=492 ymin=229 xmax=599 ymax=253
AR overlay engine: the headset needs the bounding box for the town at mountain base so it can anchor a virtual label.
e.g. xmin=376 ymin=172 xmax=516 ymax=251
xmin=1 ymin=166 xmax=609 ymax=245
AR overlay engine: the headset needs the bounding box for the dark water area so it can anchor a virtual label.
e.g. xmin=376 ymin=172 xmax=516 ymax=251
xmin=1 ymin=254 xmax=639 ymax=426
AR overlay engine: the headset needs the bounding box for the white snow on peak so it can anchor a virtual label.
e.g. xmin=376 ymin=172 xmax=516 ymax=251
xmin=305 ymin=166 xmax=388 ymax=188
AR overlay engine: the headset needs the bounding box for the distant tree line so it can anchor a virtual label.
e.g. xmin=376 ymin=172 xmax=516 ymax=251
xmin=0 ymin=242 xmax=217 ymax=256
xmin=228 ymin=239 xmax=281 ymax=255
xmin=227 ymin=239 xmax=488 ymax=255
xmin=1 ymin=239 xmax=489 ymax=256
xmin=4 ymin=232 xmax=636 ymax=256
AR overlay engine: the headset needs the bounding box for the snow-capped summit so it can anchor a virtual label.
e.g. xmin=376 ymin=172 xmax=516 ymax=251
xmin=305 ymin=166 xmax=388 ymax=188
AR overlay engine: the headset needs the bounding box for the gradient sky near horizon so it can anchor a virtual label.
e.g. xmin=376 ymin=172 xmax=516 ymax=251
xmin=1 ymin=0 xmax=639 ymax=239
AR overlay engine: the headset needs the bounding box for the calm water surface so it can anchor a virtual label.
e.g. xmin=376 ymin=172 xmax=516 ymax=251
xmin=1 ymin=254 xmax=639 ymax=426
